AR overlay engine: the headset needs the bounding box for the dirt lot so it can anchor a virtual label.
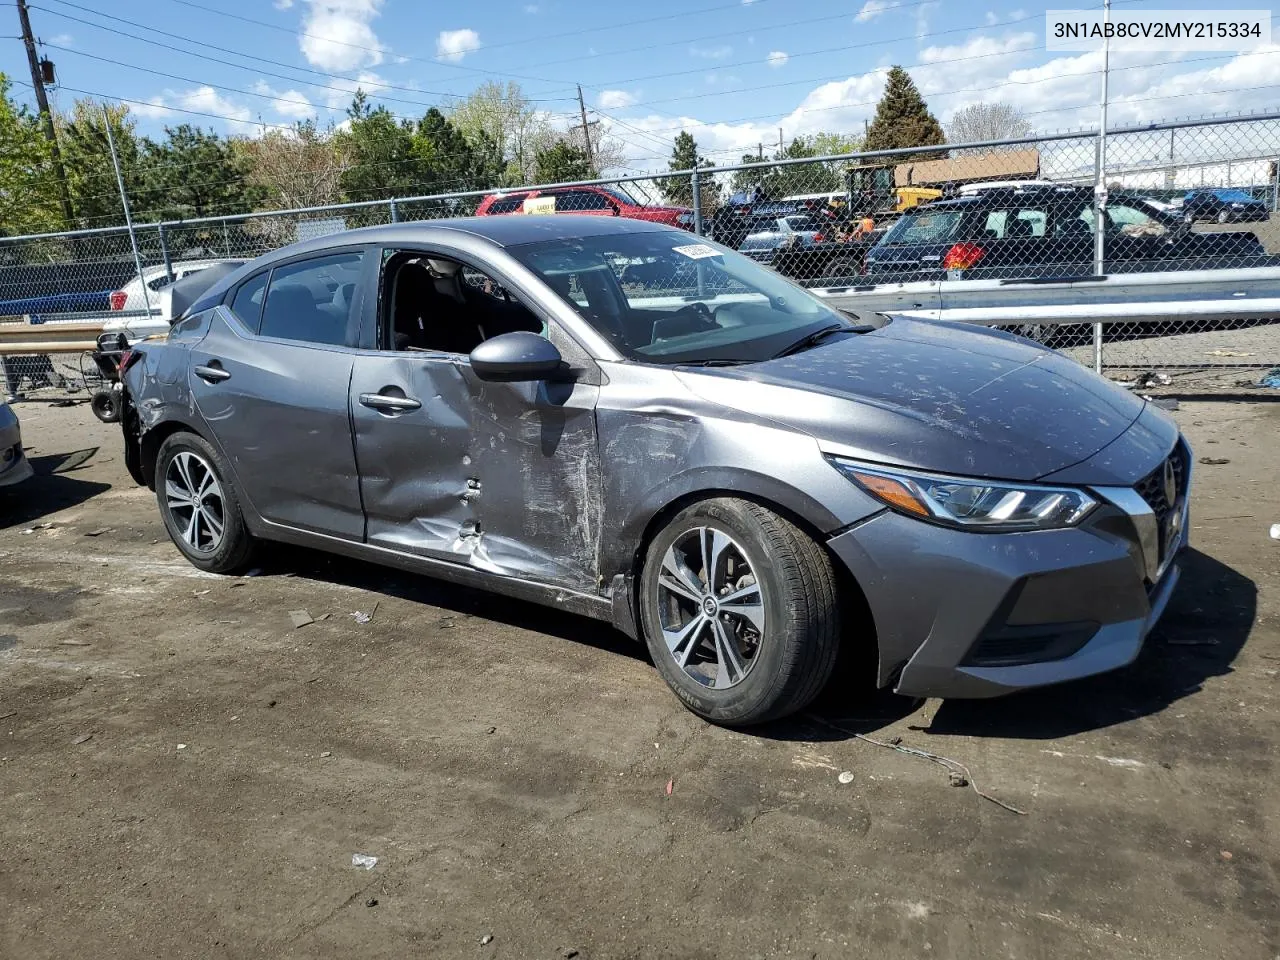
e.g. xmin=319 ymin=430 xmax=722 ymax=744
xmin=1 ymin=400 xmax=1278 ymax=960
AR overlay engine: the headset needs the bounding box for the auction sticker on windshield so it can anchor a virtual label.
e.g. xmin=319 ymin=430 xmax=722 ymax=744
xmin=672 ymin=244 xmax=722 ymax=260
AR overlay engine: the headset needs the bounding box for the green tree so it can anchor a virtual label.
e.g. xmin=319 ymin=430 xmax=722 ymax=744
xmin=413 ymin=107 xmax=504 ymax=193
xmin=729 ymin=136 xmax=841 ymax=198
xmin=532 ymin=139 xmax=592 ymax=184
xmin=864 ymin=66 xmax=946 ymax=157
xmin=58 ymin=99 xmax=152 ymax=227
xmin=240 ymin=119 xmax=350 ymax=212
xmin=808 ymin=131 xmax=863 ymax=156
xmin=140 ymin=124 xmax=257 ymax=221
xmin=336 ymin=91 xmax=423 ymax=202
xmin=660 ymin=131 xmax=719 ymax=209
xmin=0 ymin=73 xmax=62 ymax=234
xmin=448 ymin=80 xmax=545 ymax=185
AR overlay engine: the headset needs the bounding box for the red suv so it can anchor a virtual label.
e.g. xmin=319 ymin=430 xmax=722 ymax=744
xmin=475 ymin=184 xmax=695 ymax=229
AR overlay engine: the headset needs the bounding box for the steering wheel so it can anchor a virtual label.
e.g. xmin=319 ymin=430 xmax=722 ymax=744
xmin=676 ymin=301 xmax=717 ymax=328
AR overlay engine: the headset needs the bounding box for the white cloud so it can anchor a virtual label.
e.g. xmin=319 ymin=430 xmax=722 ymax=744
xmin=436 ymin=28 xmax=480 ymax=62
xmin=299 ymin=0 xmax=383 ymax=72
xmin=47 ymin=32 xmax=73 ymax=46
xmin=766 ymin=50 xmax=789 ymax=68
xmin=523 ymin=3 xmax=539 ymax=10
xmin=855 ymin=0 xmax=898 ymax=22
xmin=274 ymin=0 xmax=293 ymax=8
xmin=133 ymin=87 xmax=255 ymax=132
xmin=253 ymin=80 xmax=315 ymax=120
xmin=691 ymin=44 xmax=733 ymax=60
xmin=915 ymin=1 xmax=938 ymax=38
xmin=742 ymin=0 xmax=758 ymax=4
xmin=597 ymin=89 xmax=637 ymax=109
xmin=984 ymin=10 xmax=999 ymax=25
xmin=1011 ymin=8 xmax=1026 ymax=18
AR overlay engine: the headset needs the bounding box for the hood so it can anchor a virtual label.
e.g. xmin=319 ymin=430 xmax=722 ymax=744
xmin=675 ymin=318 xmax=1148 ymax=482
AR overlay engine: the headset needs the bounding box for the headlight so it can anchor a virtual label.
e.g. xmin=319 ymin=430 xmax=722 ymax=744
xmin=827 ymin=458 xmax=1096 ymax=531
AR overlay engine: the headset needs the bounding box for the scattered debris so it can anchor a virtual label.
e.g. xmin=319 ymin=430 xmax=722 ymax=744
xmin=320 ymin=751 xmax=332 ymax=758
xmin=1136 ymin=371 xmax=1171 ymax=388
xmin=288 ymin=609 xmax=314 ymax=629
xmin=1148 ymin=397 xmax=1179 ymax=411
xmin=480 ymin=934 xmax=494 ymax=946
xmin=486 ymin=726 xmax=497 ymax=735
xmin=664 ymin=777 xmax=674 ymax=797
xmin=60 ymin=639 xmax=91 ymax=647
xmin=1198 ymin=457 xmax=1231 ymax=466
xmin=72 ymin=733 xmax=93 ymax=745
xmin=1094 ymin=756 xmax=1145 ymax=769
xmin=351 ymin=602 xmax=379 ymax=624
xmin=837 ymin=771 xmax=854 ymax=785
xmin=83 ymin=527 xmax=111 ymax=537
xmin=1207 ymin=349 xmax=1253 ymax=358
xmin=1259 ymin=368 xmax=1280 ymax=389
xmin=563 ymin=949 xmax=580 ymax=959
xmin=176 ymin=743 xmax=187 ymax=751
xmin=806 ymin=714 xmax=1026 ymax=815
xmin=193 ymin=589 xmax=210 ymax=597
xmin=1270 ymin=523 xmax=1280 ymax=540
xmin=365 ymin=898 xmax=378 ymax=908
xmin=1220 ymin=850 xmax=1233 ymax=862
xmin=317 ymin=613 xmax=331 ymax=621
xmin=351 ymin=853 xmax=379 ymax=870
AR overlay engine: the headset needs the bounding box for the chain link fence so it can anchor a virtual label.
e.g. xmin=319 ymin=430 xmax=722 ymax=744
xmin=3 ymin=113 xmax=1280 ymax=402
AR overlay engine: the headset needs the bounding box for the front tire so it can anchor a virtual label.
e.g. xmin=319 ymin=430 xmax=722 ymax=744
xmin=639 ymin=498 xmax=840 ymax=725
xmin=155 ymin=432 xmax=256 ymax=574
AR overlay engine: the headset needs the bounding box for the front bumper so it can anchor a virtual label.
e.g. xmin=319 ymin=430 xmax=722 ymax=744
xmin=828 ymin=447 xmax=1191 ymax=699
xmin=0 ymin=406 xmax=33 ymax=488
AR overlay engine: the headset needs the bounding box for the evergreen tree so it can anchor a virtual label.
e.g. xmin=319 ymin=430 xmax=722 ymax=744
xmin=532 ymin=139 xmax=592 ymax=184
xmin=864 ymin=67 xmax=946 ymax=156
xmin=660 ymin=131 xmax=719 ymax=209
xmin=141 ymin=124 xmax=257 ymax=221
xmin=336 ymin=91 xmax=423 ymax=202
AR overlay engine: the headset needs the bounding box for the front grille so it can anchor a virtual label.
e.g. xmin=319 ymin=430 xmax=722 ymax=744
xmin=1134 ymin=442 xmax=1189 ymax=526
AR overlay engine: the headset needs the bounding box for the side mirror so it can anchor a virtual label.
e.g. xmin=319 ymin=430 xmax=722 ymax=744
xmin=609 ymin=202 xmax=621 ymax=216
xmin=469 ymin=331 xmax=563 ymax=382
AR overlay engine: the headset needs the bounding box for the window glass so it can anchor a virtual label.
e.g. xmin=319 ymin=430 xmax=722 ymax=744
xmin=259 ymin=252 xmax=363 ymax=345
xmin=487 ymin=194 xmax=529 ymax=214
xmin=147 ymin=274 xmax=174 ymax=291
xmin=229 ymin=271 xmax=268 ymax=330
xmin=556 ymin=190 xmax=612 ymax=212
xmin=882 ymin=210 xmax=963 ymax=245
xmin=1108 ymin=203 xmax=1169 ymax=237
xmin=510 ymin=232 xmax=846 ymax=365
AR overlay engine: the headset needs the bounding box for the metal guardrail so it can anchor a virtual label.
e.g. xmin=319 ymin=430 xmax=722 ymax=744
xmin=816 ymin=267 xmax=1280 ymax=327
xmin=0 ymin=320 xmax=106 ymax=355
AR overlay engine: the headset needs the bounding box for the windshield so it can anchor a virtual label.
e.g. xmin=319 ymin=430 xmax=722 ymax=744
xmin=509 ymin=230 xmax=847 ymax=364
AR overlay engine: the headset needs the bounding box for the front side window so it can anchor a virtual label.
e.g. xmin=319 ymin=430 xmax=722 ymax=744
xmin=509 ymin=231 xmax=848 ymax=364
xmin=1107 ymin=203 xmax=1170 ymax=237
xmin=882 ymin=210 xmax=964 ymax=245
xmin=259 ymin=252 xmax=363 ymax=345
xmin=487 ymin=194 xmax=529 ymax=214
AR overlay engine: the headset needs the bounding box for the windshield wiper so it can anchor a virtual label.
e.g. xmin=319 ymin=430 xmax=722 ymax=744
xmin=773 ymin=323 xmax=871 ymax=359
xmin=677 ymin=358 xmax=753 ymax=367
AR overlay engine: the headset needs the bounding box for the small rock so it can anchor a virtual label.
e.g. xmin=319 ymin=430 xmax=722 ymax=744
xmin=1220 ymin=850 xmax=1233 ymax=861
xmin=486 ymin=726 xmax=497 ymax=735
xmin=480 ymin=934 xmax=494 ymax=945
xmin=289 ymin=610 xmax=314 ymax=629
xmin=563 ymin=950 xmax=580 ymax=959
xmin=351 ymin=853 xmax=378 ymax=870
xmin=365 ymin=897 xmax=378 ymax=908
xmin=320 ymin=751 xmax=332 ymax=758
xmin=177 ymin=743 xmax=187 ymax=751
xmin=84 ymin=527 xmax=111 ymax=537
xmin=72 ymin=733 xmax=93 ymax=745
xmin=1198 ymin=457 xmax=1230 ymax=466
xmin=837 ymin=771 xmax=854 ymax=784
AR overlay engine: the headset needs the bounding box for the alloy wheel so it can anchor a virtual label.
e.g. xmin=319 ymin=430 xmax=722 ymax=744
xmin=655 ymin=526 xmax=765 ymax=689
xmin=164 ymin=451 xmax=226 ymax=554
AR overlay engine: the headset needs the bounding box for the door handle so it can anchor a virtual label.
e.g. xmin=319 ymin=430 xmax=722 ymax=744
xmin=359 ymin=392 xmax=421 ymax=412
xmin=194 ymin=363 xmax=231 ymax=383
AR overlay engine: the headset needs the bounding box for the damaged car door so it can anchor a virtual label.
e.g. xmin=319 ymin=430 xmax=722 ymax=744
xmin=349 ymin=250 xmax=604 ymax=592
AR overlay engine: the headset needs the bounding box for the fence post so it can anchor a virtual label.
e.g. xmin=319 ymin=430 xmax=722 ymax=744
xmin=691 ymin=168 xmax=703 ymax=236
xmin=389 ymin=199 xmax=400 ymax=223
xmin=158 ymin=224 xmax=174 ymax=282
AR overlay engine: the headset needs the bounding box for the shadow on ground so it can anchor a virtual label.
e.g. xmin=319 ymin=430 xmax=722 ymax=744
xmin=255 ymin=542 xmax=647 ymax=664
xmin=0 ymin=450 xmax=109 ymax=530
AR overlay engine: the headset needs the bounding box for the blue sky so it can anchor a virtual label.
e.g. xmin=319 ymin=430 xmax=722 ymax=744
xmin=3 ymin=0 xmax=1277 ymax=172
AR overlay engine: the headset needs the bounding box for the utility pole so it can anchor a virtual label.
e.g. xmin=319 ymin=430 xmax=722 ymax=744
xmin=778 ymin=128 xmax=783 ymax=154
xmin=576 ymin=84 xmax=597 ymax=174
xmin=16 ymin=0 xmax=74 ymax=227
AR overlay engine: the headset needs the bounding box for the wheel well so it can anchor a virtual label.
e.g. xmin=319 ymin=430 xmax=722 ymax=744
xmin=629 ymin=490 xmax=878 ymax=662
xmin=139 ymin=422 xmax=203 ymax=489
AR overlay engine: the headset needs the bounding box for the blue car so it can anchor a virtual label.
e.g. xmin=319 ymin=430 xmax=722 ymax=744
xmin=1181 ymin=188 xmax=1270 ymax=224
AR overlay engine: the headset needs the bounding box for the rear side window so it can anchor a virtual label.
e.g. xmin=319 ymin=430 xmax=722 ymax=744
xmin=230 ymin=271 xmax=268 ymax=330
xmin=259 ymin=252 xmax=364 ymax=346
xmin=486 ymin=194 xmax=528 ymax=214
xmin=884 ymin=210 xmax=963 ymax=245
xmin=555 ymin=190 xmax=612 ymax=211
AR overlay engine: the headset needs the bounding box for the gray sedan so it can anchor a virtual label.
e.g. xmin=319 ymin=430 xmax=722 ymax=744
xmin=120 ymin=216 xmax=1190 ymax=725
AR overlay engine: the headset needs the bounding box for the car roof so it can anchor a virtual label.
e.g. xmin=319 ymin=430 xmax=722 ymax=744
xmin=188 ymin=216 xmax=681 ymax=309
xmin=908 ymin=185 xmax=1173 ymax=213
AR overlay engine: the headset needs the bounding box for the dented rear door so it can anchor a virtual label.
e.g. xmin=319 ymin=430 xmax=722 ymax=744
xmin=349 ymin=351 xmax=604 ymax=592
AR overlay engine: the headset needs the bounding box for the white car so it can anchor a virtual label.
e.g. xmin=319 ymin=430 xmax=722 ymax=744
xmin=102 ymin=260 xmax=241 ymax=343
xmin=0 ymin=397 xmax=33 ymax=487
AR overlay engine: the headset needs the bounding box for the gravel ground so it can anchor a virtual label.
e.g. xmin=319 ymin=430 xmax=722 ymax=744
xmin=1 ymin=400 xmax=1278 ymax=960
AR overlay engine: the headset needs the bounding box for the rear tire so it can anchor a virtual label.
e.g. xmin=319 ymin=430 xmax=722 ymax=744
xmin=821 ymin=257 xmax=861 ymax=283
xmin=639 ymin=498 xmax=840 ymax=726
xmin=155 ymin=432 xmax=257 ymax=574
xmin=90 ymin=389 xmax=121 ymax=423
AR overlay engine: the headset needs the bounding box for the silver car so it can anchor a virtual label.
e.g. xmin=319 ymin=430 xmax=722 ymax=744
xmin=121 ymin=217 xmax=1190 ymax=725
xmin=0 ymin=399 xmax=34 ymax=488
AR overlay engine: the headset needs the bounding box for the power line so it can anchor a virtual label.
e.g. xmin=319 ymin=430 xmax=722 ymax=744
xmin=33 ymin=2 xmax=572 ymax=108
